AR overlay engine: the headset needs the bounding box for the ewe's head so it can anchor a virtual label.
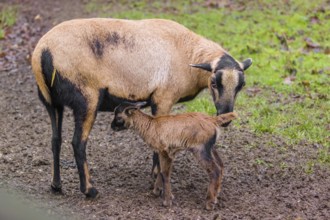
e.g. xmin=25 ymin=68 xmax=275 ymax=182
xmin=111 ymin=102 xmax=146 ymax=131
xmin=191 ymin=54 xmax=252 ymax=126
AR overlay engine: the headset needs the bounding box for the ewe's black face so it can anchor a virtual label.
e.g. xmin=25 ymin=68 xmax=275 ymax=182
xmin=191 ymin=54 xmax=252 ymax=127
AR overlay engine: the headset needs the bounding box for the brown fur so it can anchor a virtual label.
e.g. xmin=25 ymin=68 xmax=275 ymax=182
xmin=112 ymin=108 xmax=237 ymax=210
xmin=31 ymin=18 xmax=249 ymax=198
xmin=32 ymin=18 xmax=237 ymax=109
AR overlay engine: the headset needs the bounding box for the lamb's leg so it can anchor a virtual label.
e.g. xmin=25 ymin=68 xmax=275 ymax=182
xmin=153 ymin=170 xmax=162 ymax=196
xmin=158 ymin=152 xmax=174 ymax=207
xmin=212 ymin=148 xmax=224 ymax=194
xmin=150 ymin=93 xmax=175 ymax=178
xmin=193 ymin=147 xmax=222 ymax=210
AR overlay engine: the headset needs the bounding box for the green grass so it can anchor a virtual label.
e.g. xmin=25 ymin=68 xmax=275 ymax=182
xmin=86 ymin=0 xmax=330 ymax=164
xmin=0 ymin=5 xmax=17 ymax=39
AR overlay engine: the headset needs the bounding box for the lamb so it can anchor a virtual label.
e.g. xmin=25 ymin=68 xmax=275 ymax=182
xmin=31 ymin=18 xmax=251 ymax=198
xmin=111 ymin=102 xmax=238 ymax=210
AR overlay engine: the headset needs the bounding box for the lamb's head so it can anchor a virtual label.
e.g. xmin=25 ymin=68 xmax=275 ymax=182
xmin=191 ymin=54 xmax=252 ymax=126
xmin=111 ymin=101 xmax=147 ymax=131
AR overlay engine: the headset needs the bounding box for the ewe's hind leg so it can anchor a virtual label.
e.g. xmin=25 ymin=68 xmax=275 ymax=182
xmin=72 ymin=97 xmax=99 ymax=198
xmin=39 ymin=89 xmax=64 ymax=192
xmin=47 ymin=105 xmax=64 ymax=192
xmin=158 ymin=152 xmax=174 ymax=207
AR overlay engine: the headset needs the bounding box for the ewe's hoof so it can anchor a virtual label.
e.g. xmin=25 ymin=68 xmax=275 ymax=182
xmin=51 ymin=183 xmax=62 ymax=194
xmin=85 ymin=187 xmax=99 ymax=199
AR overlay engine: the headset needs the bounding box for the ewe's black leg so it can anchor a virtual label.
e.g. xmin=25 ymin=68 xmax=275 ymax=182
xmin=72 ymin=104 xmax=99 ymax=198
xmin=43 ymin=102 xmax=64 ymax=193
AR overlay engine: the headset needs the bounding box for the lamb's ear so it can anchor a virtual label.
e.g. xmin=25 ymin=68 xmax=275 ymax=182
xmin=242 ymin=58 xmax=252 ymax=70
xmin=124 ymin=106 xmax=137 ymax=116
xmin=190 ymin=63 xmax=212 ymax=72
xmin=134 ymin=101 xmax=148 ymax=109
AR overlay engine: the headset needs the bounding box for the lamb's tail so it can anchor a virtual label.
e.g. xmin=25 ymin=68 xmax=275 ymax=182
xmin=216 ymin=112 xmax=238 ymax=125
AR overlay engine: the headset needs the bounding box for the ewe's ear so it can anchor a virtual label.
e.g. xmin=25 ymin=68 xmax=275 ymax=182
xmin=190 ymin=63 xmax=212 ymax=72
xmin=242 ymin=58 xmax=252 ymax=70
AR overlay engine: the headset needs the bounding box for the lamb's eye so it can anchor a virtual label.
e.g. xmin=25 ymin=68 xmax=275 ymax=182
xmin=116 ymin=118 xmax=124 ymax=125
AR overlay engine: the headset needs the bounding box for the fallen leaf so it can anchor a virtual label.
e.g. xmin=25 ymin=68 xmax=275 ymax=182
xmin=309 ymin=15 xmax=320 ymax=24
xmin=301 ymin=80 xmax=310 ymax=87
xmin=34 ymin=14 xmax=42 ymax=21
xmin=283 ymin=75 xmax=296 ymax=85
xmin=305 ymin=37 xmax=321 ymax=48
xmin=246 ymin=87 xmax=262 ymax=96
xmin=276 ymin=33 xmax=289 ymax=51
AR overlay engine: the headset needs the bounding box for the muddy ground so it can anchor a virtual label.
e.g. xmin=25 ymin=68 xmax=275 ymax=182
xmin=0 ymin=0 xmax=329 ymax=219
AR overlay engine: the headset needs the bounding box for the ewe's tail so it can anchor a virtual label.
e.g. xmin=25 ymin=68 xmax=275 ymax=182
xmin=31 ymin=47 xmax=54 ymax=105
xmin=216 ymin=112 xmax=238 ymax=125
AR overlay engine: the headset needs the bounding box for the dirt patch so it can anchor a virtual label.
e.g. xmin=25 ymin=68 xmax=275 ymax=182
xmin=1 ymin=0 xmax=329 ymax=219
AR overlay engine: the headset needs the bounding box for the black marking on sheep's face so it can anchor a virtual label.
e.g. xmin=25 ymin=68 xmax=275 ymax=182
xmin=90 ymin=38 xmax=104 ymax=58
xmin=201 ymin=133 xmax=217 ymax=161
xmin=111 ymin=104 xmax=133 ymax=131
xmin=214 ymin=54 xmax=242 ymax=72
xmin=111 ymin=111 xmax=127 ymax=131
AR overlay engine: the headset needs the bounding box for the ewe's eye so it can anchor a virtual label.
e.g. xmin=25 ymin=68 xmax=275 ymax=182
xmin=210 ymin=79 xmax=217 ymax=89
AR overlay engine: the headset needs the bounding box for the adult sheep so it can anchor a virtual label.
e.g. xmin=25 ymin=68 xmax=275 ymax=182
xmin=31 ymin=18 xmax=252 ymax=198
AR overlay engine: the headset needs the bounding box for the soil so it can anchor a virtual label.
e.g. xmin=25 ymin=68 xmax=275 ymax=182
xmin=0 ymin=0 xmax=329 ymax=219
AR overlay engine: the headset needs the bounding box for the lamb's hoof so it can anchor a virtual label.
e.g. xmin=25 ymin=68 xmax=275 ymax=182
xmin=162 ymin=199 xmax=172 ymax=207
xmin=51 ymin=183 xmax=62 ymax=194
xmin=153 ymin=187 xmax=162 ymax=197
xmin=85 ymin=187 xmax=99 ymax=199
xmin=205 ymin=201 xmax=216 ymax=211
